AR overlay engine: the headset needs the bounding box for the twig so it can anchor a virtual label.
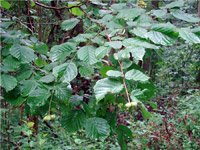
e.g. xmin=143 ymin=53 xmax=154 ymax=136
xmin=48 ymin=90 xmax=54 ymax=115
xmin=118 ymin=61 xmax=131 ymax=103
xmin=1 ymin=11 xmax=34 ymax=34
xmin=104 ymin=32 xmax=131 ymax=103
xmin=34 ymin=1 xmax=82 ymax=10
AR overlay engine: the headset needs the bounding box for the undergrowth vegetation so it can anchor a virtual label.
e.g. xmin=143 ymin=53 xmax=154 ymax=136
xmin=0 ymin=0 xmax=200 ymax=149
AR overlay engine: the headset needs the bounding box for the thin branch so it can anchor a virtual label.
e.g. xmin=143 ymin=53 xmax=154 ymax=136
xmin=1 ymin=11 xmax=34 ymax=34
xmin=79 ymin=6 xmax=106 ymax=29
xmin=48 ymin=90 xmax=54 ymax=115
xmin=34 ymin=1 xmax=82 ymax=10
xmin=105 ymin=34 xmax=131 ymax=103
xmin=118 ymin=61 xmax=131 ymax=103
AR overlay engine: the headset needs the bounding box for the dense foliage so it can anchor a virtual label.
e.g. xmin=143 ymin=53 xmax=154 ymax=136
xmin=0 ymin=0 xmax=200 ymax=149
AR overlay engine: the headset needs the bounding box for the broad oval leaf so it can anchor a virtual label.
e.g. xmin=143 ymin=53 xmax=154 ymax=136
xmin=35 ymin=43 xmax=48 ymax=55
xmin=39 ymin=74 xmax=55 ymax=83
xmin=79 ymin=65 xmax=94 ymax=78
xmin=62 ymin=110 xmax=86 ymax=132
xmin=106 ymin=70 xmax=122 ymax=78
xmin=72 ymin=33 xmax=95 ymax=43
xmin=116 ymin=8 xmax=145 ymax=20
xmin=116 ymin=125 xmax=132 ymax=150
xmin=171 ymin=10 xmax=200 ymax=23
xmin=151 ymin=9 xmax=167 ymax=19
xmin=61 ymin=18 xmax=80 ymax=31
xmin=114 ymin=47 xmax=145 ymax=61
xmin=54 ymin=84 xmax=72 ymax=100
xmin=123 ymin=38 xmax=159 ymax=49
xmin=140 ymin=104 xmax=151 ymax=119
xmin=147 ymin=31 xmax=175 ymax=46
xmin=130 ymin=27 xmax=148 ymax=39
xmin=49 ymin=42 xmax=75 ymax=62
xmin=179 ymin=28 xmax=200 ymax=44
xmin=20 ymin=80 xmax=38 ymax=97
xmin=130 ymin=89 xmax=147 ymax=100
xmin=0 ymin=74 xmax=17 ymax=92
xmin=93 ymin=78 xmax=123 ymax=102
xmin=27 ymin=88 xmax=51 ymax=110
xmin=10 ymin=44 xmax=35 ymax=63
xmin=77 ymin=46 xmax=98 ymax=65
xmin=63 ymin=63 xmax=78 ymax=83
xmin=151 ymin=23 xmax=178 ymax=38
xmin=125 ymin=69 xmax=149 ymax=82
xmin=2 ymin=56 xmax=20 ymax=71
xmin=53 ymin=63 xmax=68 ymax=78
xmin=95 ymin=46 xmax=111 ymax=59
xmin=53 ymin=63 xmax=78 ymax=83
xmin=162 ymin=0 xmax=184 ymax=9
xmin=127 ymin=47 xmax=145 ymax=61
xmin=85 ymin=117 xmax=110 ymax=139
xmin=105 ymin=41 xmax=122 ymax=49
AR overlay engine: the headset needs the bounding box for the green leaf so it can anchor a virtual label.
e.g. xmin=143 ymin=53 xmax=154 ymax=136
xmin=147 ymin=31 xmax=175 ymax=46
xmin=79 ymin=65 xmax=94 ymax=78
xmin=136 ymin=82 xmax=156 ymax=100
xmin=93 ymin=78 xmax=123 ymax=102
xmin=72 ymin=33 xmax=95 ymax=43
xmin=68 ymin=2 xmax=83 ymax=16
xmin=0 ymin=74 xmax=17 ymax=92
xmin=179 ymin=28 xmax=200 ymax=44
xmin=49 ymin=42 xmax=75 ymax=62
xmin=77 ymin=46 xmax=98 ymax=65
xmin=111 ymin=3 xmax=126 ymax=10
xmin=171 ymin=10 xmax=200 ymax=23
xmin=39 ymin=74 xmax=55 ymax=83
xmin=123 ymin=38 xmax=159 ymax=49
xmin=140 ymin=104 xmax=151 ymax=119
xmin=192 ymin=27 xmax=200 ymax=36
xmin=91 ymin=36 xmax=106 ymax=45
xmin=0 ymin=0 xmax=11 ymax=9
xmin=106 ymin=70 xmax=122 ymax=78
xmin=105 ymin=41 xmax=122 ymax=49
xmin=95 ymin=46 xmax=111 ymax=59
xmin=54 ymin=84 xmax=72 ymax=100
xmin=20 ymin=80 xmax=38 ymax=97
xmin=6 ymin=97 xmax=26 ymax=107
xmin=62 ymin=110 xmax=86 ymax=132
xmin=2 ymin=56 xmax=20 ymax=71
xmin=151 ymin=23 xmax=178 ymax=38
xmin=16 ymin=65 xmax=33 ymax=82
xmin=114 ymin=49 xmax=130 ymax=60
xmin=130 ymin=89 xmax=147 ymax=100
xmin=117 ymin=47 xmax=145 ymax=61
xmin=61 ymin=18 xmax=80 ymax=31
xmin=10 ymin=44 xmax=35 ymax=63
xmin=125 ymin=69 xmax=149 ymax=82
xmin=116 ymin=8 xmax=145 ymax=20
xmin=70 ymin=95 xmax=83 ymax=106
xmin=131 ymin=47 xmax=145 ymax=61
xmin=130 ymin=27 xmax=148 ymax=39
xmin=52 ymin=63 xmax=68 ymax=78
xmin=116 ymin=125 xmax=132 ymax=150
xmin=63 ymin=63 xmax=78 ymax=83
xmin=27 ymin=88 xmax=50 ymax=109
xmin=84 ymin=117 xmax=110 ymax=139
xmin=35 ymin=43 xmax=48 ymax=55
xmin=100 ymin=66 xmax=115 ymax=78
xmin=34 ymin=57 xmax=46 ymax=68
xmin=53 ymin=63 xmax=78 ymax=83
xmin=151 ymin=9 xmax=167 ymax=19
xmin=162 ymin=0 xmax=184 ymax=9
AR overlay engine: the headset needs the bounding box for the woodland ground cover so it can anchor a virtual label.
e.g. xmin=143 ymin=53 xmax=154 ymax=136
xmin=0 ymin=0 xmax=200 ymax=149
